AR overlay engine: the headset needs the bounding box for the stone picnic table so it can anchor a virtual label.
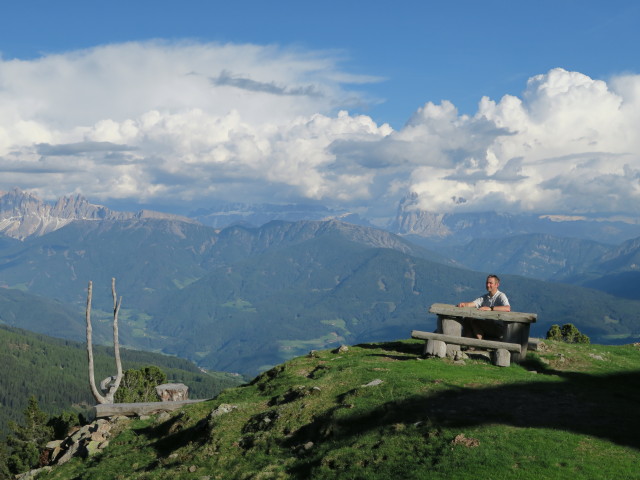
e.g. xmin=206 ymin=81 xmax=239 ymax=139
xmin=411 ymin=303 xmax=537 ymax=366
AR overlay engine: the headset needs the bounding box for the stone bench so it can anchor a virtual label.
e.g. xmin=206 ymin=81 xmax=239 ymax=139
xmin=412 ymin=303 xmax=537 ymax=366
xmin=411 ymin=330 xmax=519 ymax=366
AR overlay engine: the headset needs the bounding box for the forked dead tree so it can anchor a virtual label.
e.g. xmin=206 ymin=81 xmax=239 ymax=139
xmin=86 ymin=278 xmax=123 ymax=404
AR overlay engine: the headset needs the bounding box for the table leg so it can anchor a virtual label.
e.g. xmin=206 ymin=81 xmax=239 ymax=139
xmin=504 ymin=323 xmax=530 ymax=363
xmin=438 ymin=316 xmax=462 ymax=357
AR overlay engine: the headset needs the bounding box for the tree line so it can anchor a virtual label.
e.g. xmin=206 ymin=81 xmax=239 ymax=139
xmin=0 ymin=324 xmax=243 ymax=435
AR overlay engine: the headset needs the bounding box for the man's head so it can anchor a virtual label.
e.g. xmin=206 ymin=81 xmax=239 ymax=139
xmin=486 ymin=275 xmax=500 ymax=295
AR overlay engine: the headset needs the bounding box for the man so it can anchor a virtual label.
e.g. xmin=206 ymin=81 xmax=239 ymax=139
xmin=457 ymin=274 xmax=510 ymax=339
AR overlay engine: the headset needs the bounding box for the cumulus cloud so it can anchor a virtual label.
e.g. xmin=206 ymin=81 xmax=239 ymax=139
xmin=0 ymin=40 xmax=639 ymax=223
xmin=404 ymin=69 xmax=640 ymax=216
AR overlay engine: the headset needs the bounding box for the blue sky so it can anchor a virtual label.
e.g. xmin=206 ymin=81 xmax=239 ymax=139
xmin=1 ymin=1 xmax=640 ymax=221
xmin=4 ymin=0 xmax=638 ymax=127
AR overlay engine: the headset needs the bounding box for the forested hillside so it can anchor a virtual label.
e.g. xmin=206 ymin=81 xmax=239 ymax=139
xmin=0 ymin=325 xmax=244 ymax=436
xmin=1 ymin=218 xmax=640 ymax=375
xmin=0 ymin=289 xmax=87 ymax=343
xmin=147 ymin=233 xmax=640 ymax=374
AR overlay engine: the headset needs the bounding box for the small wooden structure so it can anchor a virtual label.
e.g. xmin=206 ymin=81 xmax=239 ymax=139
xmin=412 ymin=303 xmax=537 ymax=366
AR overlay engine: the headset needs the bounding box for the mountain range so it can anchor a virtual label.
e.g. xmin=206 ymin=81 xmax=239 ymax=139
xmin=1 ymin=188 xmax=640 ymax=374
xmin=392 ymin=192 xmax=640 ymax=245
xmin=0 ymin=188 xmax=196 ymax=240
xmin=4 ymin=187 xmax=640 ymax=245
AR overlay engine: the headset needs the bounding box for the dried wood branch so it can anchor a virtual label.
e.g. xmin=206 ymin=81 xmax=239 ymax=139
xmin=86 ymin=278 xmax=125 ymax=404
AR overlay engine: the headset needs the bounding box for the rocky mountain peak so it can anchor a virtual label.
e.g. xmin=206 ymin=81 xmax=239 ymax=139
xmin=391 ymin=194 xmax=451 ymax=238
xmin=0 ymin=188 xmax=193 ymax=240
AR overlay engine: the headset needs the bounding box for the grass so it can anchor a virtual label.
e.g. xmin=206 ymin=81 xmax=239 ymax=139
xmin=221 ymin=298 xmax=257 ymax=312
xmin=38 ymin=339 xmax=640 ymax=479
xmin=320 ymin=319 xmax=351 ymax=335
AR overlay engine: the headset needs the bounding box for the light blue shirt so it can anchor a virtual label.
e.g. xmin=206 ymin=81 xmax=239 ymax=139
xmin=473 ymin=290 xmax=510 ymax=309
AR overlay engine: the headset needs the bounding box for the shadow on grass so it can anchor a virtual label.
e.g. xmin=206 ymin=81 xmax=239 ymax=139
xmin=123 ymin=340 xmax=639 ymax=477
xmin=355 ymin=340 xmax=424 ymax=357
xmin=291 ymin=343 xmax=640 ymax=452
xmin=131 ymin=411 xmax=209 ymax=459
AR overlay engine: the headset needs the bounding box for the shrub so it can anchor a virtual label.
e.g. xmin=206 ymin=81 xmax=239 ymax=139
xmin=546 ymin=324 xmax=562 ymax=341
xmin=114 ymin=366 xmax=167 ymax=403
xmin=47 ymin=411 xmax=81 ymax=440
xmin=546 ymin=323 xmax=590 ymax=344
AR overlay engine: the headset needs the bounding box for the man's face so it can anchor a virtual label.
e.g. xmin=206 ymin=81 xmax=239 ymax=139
xmin=486 ymin=277 xmax=499 ymax=295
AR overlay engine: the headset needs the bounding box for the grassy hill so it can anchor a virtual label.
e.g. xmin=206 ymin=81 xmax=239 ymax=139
xmin=0 ymin=325 xmax=244 ymax=436
xmin=34 ymin=340 xmax=640 ymax=479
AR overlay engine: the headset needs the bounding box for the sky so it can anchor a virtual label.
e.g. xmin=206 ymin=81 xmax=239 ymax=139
xmin=1 ymin=0 xmax=639 ymax=224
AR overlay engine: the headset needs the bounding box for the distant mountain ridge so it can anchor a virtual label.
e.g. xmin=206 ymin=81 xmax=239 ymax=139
xmin=1 ymin=189 xmax=640 ymax=374
xmin=423 ymin=233 xmax=640 ymax=301
xmin=437 ymin=234 xmax=611 ymax=281
xmin=393 ymin=193 xmax=640 ymax=245
xmin=0 ymin=188 xmax=195 ymax=240
xmin=5 ymin=188 xmax=640 ymax=246
xmin=190 ymin=202 xmax=372 ymax=229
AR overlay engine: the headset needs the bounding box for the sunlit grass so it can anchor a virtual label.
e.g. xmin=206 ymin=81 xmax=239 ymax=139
xmin=39 ymin=340 xmax=640 ymax=479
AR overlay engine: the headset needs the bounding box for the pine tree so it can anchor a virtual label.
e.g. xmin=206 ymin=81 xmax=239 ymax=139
xmin=0 ymin=440 xmax=12 ymax=480
xmin=6 ymin=396 xmax=52 ymax=474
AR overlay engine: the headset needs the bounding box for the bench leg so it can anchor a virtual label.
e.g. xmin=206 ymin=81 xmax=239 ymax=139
xmin=491 ymin=348 xmax=511 ymax=367
xmin=425 ymin=339 xmax=447 ymax=358
xmin=438 ymin=316 xmax=462 ymax=358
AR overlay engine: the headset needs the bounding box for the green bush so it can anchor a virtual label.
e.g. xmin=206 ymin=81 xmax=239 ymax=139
xmin=47 ymin=411 xmax=81 ymax=440
xmin=114 ymin=366 xmax=167 ymax=403
xmin=546 ymin=323 xmax=590 ymax=344
xmin=546 ymin=324 xmax=562 ymax=341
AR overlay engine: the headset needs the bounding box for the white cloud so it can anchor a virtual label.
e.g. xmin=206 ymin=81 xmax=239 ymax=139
xmin=404 ymin=68 xmax=640 ymax=215
xmin=1 ymin=41 xmax=639 ymax=222
xmin=0 ymin=41 xmax=390 ymax=206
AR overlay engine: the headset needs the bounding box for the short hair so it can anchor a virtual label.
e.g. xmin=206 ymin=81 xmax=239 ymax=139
xmin=487 ymin=274 xmax=500 ymax=283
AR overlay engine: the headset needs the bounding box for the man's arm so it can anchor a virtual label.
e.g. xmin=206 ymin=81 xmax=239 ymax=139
xmin=480 ymin=305 xmax=511 ymax=312
xmin=457 ymin=301 xmax=475 ymax=308
xmin=457 ymin=303 xmax=511 ymax=311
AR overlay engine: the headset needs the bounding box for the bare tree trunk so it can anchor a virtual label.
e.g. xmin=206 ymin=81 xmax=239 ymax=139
xmin=109 ymin=278 xmax=124 ymax=400
xmin=86 ymin=281 xmax=106 ymax=404
xmin=86 ymin=278 xmax=124 ymax=404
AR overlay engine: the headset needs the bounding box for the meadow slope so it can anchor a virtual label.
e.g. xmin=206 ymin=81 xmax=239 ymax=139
xmin=36 ymin=339 xmax=640 ymax=480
